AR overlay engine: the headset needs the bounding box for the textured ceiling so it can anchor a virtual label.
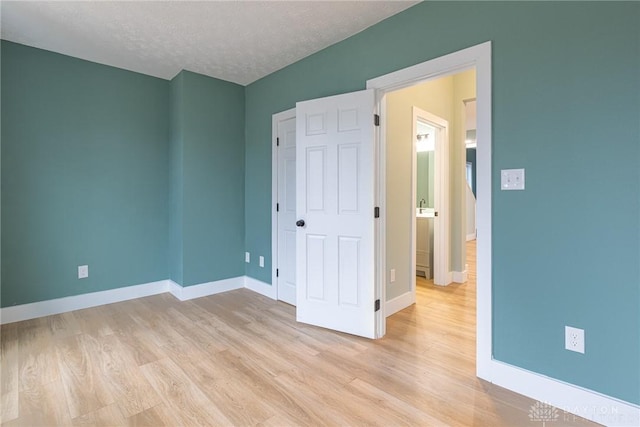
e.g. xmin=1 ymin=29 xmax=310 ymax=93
xmin=1 ymin=1 xmax=419 ymax=85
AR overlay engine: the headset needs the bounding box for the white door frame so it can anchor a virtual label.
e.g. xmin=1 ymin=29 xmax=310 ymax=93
xmin=367 ymin=41 xmax=492 ymax=375
xmin=412 ymin=108 xmax=450 ymax=287
xmin=271 ymin=107 xmax=296 ymax=301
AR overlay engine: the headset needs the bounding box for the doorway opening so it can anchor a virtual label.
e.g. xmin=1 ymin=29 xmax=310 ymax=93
xmin=412 ymin=107 xmax=450 ymax=289
xmin=379 ymin=68 xmax=477 ymax=322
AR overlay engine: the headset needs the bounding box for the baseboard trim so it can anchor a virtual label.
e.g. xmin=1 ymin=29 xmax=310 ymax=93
xmin=466 ymin=232 xmax=476 ymax=241
xmin=385 ymin=291 xmax=415 ymax=317
xmin=244 ymin=276 xmax=277 ymax=300
xmin=169 ymin=277 xmax=244 ymax=301
xmin=0 ymin=276 xmax=248 ymax=324
xmin=453 ymin=269 xmax=468 ymax=283
xmin=481 ymin=359 xmax=640 ymax=427
xmin=0 ymin=280 xmax=170 ymax=324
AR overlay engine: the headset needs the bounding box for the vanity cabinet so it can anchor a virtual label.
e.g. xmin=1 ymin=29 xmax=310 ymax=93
xmin=416 ymin=216 xmax=433 ymax=278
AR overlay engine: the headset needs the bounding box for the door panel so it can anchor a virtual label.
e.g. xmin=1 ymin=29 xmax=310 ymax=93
xmin=276 ymin=116 xmax=297 ymax=305
xmin=295 ymin=89 xmax=376 ymax=338
xmin=306 ymin=148 xmax=326 ymax=211
xmin=338 ymin=236 xmax=360 ymax=306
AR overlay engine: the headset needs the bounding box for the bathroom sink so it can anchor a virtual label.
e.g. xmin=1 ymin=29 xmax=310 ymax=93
xmin=416 ymin=208 xmax=435 ymax=218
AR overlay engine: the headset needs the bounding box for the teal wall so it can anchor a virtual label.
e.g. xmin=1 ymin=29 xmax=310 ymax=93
xmin=244 ymin=2 xmax=639 ymax=404
xmin=1 ymin=41 xmax=170 ymax=305
xmin=1 ymin=44 xmax=245 ymax=300
xmin=170 ymin=71 xmax=245 ymax=286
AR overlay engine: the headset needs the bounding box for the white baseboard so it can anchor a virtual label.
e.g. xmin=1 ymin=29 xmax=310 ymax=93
xmin=466 ymin=232 xmax=476 ymax=241
xmin=168 ymin=277 xmax=244 ymax=301
xmin=0 ymin=280 xmax=170 ymax=325
xmin=481 ymin=359 xmax=640 ymax=427
xmin=244 ymin=276 xmax=277 ymax=300
xmin=0 ymin=275 xmax=273 ymax=324
xmin=453 ymin=268 xmax=468 ymax=283
xmin=385 ymin=291 xmax=416 ymax=317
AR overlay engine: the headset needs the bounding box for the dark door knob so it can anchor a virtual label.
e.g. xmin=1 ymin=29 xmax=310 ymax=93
xmin=296 ymin=219 xmax=305 ymax=227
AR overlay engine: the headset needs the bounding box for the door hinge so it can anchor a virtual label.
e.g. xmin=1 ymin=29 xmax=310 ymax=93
xmin=374 ymin=114 xmax=380 ymax=126
xmin=276 ymin=137 xmax=280 ymax=146
xmin=374 ymin=206 xmax=380 ymax=218
xmin=276 ymin=269 xmax=279 ymax=277
xmin=276 ymin=203 xmax=279 ymax=212
xmin=375 ymin=299 xmax=380 ymax=312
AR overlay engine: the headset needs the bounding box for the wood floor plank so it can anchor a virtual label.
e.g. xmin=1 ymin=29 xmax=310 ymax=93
xmin=208 ymin=349 xmax=334 ymax=426
xmin=162 ymin=306 xmax=229 ymax=355
xmin=125 ymin=405 xmax=167 ymax=427
xmin=70 ymin=403 xmax=126 ymax=426
xmin=57 ymin=334 xmax=116 ymax=418
xmin=278 ymin=369 xmax=400 ymax=426
xmin=346 ymin=377 xmax=445 ymax=426
xmin=0 ymin=323 xmax=18 ymax=395
xmin=94 ymin=334 xmax=162 ymax=418
xmin=203 ymin=322 xmax=298 ymax=377
xmin=139 ymin=357 xmax=233 ymax=426
xmin=267 ymin=372 xmax=353 ymax=426
xmin=73 ymin=306 xmax=114 ymax=337
xmin=17 ymin=318 xmax=60 ymax=393
xmin=15 ymin=380 xmax=72 ymax=426
xmin=111 ymin=318 xmax=166 ymax=368
xmin=188 ymin=374 xmax=274 ymax=425
xmin=46 ymin=312 xmax=82 ymax=340
xmin=0 ymin=390 xmax=18 ymax=424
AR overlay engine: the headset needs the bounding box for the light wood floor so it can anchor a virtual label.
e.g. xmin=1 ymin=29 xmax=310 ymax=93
xmin=1 ymin=241 xmax=597 ymax=426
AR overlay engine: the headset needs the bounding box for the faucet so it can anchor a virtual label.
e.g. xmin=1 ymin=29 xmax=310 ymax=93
xmin=419 ymin=198 xmax=426 ymax=213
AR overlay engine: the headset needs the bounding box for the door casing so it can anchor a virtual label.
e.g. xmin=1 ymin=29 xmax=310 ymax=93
xmin=367 ymin=41 xmax=492 ymax=372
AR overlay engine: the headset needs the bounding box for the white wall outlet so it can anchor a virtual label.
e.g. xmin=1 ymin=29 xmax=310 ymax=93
xmin=501 ymin=168 xmax=525 ymax=190
xmin=245 ymin=252 xmax=250 ymax=263
xmin=565 ymin=326 xmax=585 ymax=354
xmin=259 ymin=256 xmax=264 ymax=268
xmin=78 ymin=265 xmax=89 ymax=279
xmin=390 ymin=269 xmax=396 ymax=283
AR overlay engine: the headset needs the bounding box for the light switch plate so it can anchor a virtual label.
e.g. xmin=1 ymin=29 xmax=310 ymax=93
xmin=259 ymin=256 xmax=264 ymax=268
xmin=501 ymin=168 xmax=525 ymax=190
xmin=245 ymin=252 xmax=250 ymax=263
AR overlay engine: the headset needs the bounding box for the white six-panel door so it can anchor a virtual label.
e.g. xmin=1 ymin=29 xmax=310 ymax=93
xmin=276 ymin=116 xmax=297 ymax=305
xmin=295 ymin=89 xmax=376 ymax=338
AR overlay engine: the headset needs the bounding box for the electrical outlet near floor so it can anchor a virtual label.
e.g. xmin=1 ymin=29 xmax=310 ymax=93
xmin=245 ymin=252 xmax=250 ymax=263
xmin=390 ymin=269 xmax=396 ymax=283
xmin=78 ymin=265 xmax=89 ymax=279
xmin=259 ymin=256 xmax=264 ymax=268
xmin=565 ymin=326 xmax=585 ymax=354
